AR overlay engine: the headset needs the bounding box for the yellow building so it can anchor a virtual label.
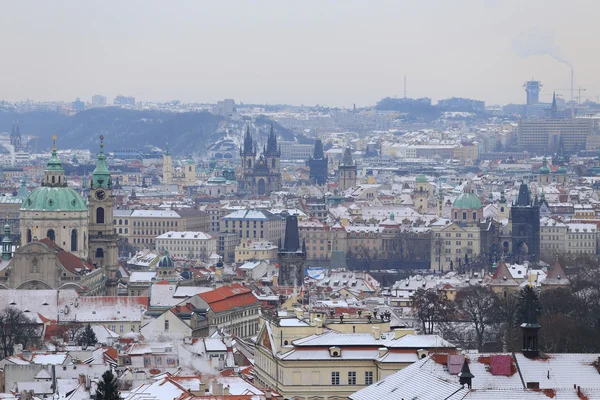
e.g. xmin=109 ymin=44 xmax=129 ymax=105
xmin=184 ymin=156 xmax=196 ymax=186
xmin=254 ymin=314 xmax=455 ymax=400
xmin=234 ymin=239 xmax=278 ymax=263
xmin=414 ymin=174 xmax=430 ymax=212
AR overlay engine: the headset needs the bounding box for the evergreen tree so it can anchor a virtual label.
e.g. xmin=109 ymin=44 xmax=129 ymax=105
xmin=517 ymin=285 xmax=541 ymax=325
xmin=96 ymin=369 xmax=120 ymax=400
xmin=76 ymin=323 xmax=97 ymax=347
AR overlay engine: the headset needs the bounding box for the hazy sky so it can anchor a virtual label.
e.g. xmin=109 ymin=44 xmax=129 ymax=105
xmin=1 ymin=0 xmax=597 ymax=107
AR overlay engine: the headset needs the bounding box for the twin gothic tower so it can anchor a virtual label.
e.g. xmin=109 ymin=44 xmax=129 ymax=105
xmin=238 ymin=126 xmax=282 ymax=196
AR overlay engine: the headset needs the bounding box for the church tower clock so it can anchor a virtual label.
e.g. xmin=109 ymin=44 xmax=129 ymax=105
xmin=88 ymin=135 xmax=119 ymax=295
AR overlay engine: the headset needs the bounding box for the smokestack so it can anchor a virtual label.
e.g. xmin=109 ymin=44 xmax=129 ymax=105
xmin=571 ymin=68 xmax=574 ymax=103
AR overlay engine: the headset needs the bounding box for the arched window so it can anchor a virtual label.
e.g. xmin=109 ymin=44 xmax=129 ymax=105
xmin=58 ymin=176 xmax=61 ymax=183
xmin=47 ymin=229 xmax=55 ymax=242
xmin=271 ymin=158 xmax=275 ymax=168
xmin=51 ymin=176 xmax=55 ymax=184
xmin=125 ymin=219 xmax=128 ymax=225
xmin=119 ymin=219 xmax=122 ymax=225
xmin=119 ymin=228 xmax=122 ymax=234
xmin=125 ymin=228 xmax=128 ymax=234
xmin=27 ymin=229 xmax=32 ymax=243
xmin=95 ymin=248 xmax=104 ymax=258
xmin=247 ymin=159 xmax=251 ymax=169
xmin=71 ymin=229 xmax=77 ymax=251
xmin=96 ymin=207 xmax=105 ymax=224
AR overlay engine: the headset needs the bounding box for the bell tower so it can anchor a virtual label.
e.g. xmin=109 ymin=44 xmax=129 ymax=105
xmin=88 ymin=135 xmax=119 ymax=295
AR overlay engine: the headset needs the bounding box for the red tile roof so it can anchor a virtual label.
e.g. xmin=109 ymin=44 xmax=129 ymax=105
xmin=199 ymin=284 xmax=259 ymax=313
xmin=38 ymin=238 xmax=94 ymax=274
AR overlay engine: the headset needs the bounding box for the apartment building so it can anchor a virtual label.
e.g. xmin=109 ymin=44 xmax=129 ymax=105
xmin=518 ymin=118 xmax=599 ymax=154
xmin=565 ymin=223 xmax=597 ymax=255
xmin=540 ymin=217 xmax=567 ymax=257
xmin=115 ymin=209 xmax=209 ymax=248
xmin=220 ymin=209 xmax=285 ymax=243
xmin=197 ymin=284 xmax=261 ymax=339
xmin=254 ymin=316 xmax=455 ymax=400
xmin=234 ymin=239 xmax=278 ymax=263
xmin=155 ymin=231 xmax=216 ymax=261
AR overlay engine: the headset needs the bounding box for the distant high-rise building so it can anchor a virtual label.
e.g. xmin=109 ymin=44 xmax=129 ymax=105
xmin=212 ymin=99 xmax=236 ymax=117
xmin=338 ymin=147 xmax=357 ymax=191
xmin=517 ymin=118 xmax=599 ymax=154
xmin=277 ymin=214 xmax=306 ymax=287
xmin=92 ymin=95 xmax=107 ymax=107
xmin=308 ymin=139 xmax=328 ymax=185
xmin=524 ymin=80 xmax=542 ymax=106
xmin=72 ymin=97 xmax=85 ymax=111
xmin=114 ymin=95 xmax=135 ymax=106
xmin=510 ymin=182 xmax=540 ymax=263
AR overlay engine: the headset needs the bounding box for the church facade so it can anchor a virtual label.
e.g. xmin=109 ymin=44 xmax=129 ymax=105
xmin=0 ymin=135 xmax=119 ymax=295
xmin=238 ymin=126 xmax=282 ymax=196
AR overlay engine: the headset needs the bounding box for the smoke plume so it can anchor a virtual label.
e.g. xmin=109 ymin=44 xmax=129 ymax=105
xmin=512 ymin=29 xmax=571 ymax=67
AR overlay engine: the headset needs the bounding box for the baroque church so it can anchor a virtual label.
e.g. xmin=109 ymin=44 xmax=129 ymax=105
xmin=238 ymin=126 xmax=282 ymax=196
xmin=0 ymin=135 xmax=119 ymax=295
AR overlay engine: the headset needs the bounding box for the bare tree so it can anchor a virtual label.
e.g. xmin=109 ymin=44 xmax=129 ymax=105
xmin=412 ymin=288 xmax=454 ymax=334
xmin=455 ymin=286 xmax=499 ymax=351
xmin=0 ymin=308 xmax=40 ymax=357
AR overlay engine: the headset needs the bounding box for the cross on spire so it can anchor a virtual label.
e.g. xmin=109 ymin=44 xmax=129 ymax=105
xmin=51 ymin=134 xmax=57 ymax=152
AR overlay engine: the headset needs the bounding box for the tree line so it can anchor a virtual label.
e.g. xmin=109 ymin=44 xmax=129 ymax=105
xmin=412 ymin=264 xmax=600 ymax=353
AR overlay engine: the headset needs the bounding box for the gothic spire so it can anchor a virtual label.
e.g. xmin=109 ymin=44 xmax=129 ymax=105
xmin=313 ymin=139 xmax=325 ymax=160
xmin=266 ymin=125 xmax=278 ymax=154
xmin=243 ymin=125 xmax=255 ymax=155
xmin=551 ymin=92 xmax=558 ymax=118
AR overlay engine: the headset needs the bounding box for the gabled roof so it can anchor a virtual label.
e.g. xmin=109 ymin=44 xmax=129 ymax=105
xmin=543 ymin=261 xmax=569 ymax=286
xmin=489 ymin=261 xmax=519 ymax=286
xmin=38 ymin=238 xmax=95 ymax=274
xmin=198 ymin=284 xmax=259 ymax=313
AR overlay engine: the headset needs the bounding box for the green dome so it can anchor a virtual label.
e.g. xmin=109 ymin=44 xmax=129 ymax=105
xmin=539 ymin=157 xmax=550 ymax=175
xmin=158 ymin=250 xmax=174 ymax=268
xmin=207 ymin=176 xmax=226 ymax=184
xmin=557 ymin=166 xmax=567 ymax=174
xmin=21 ymin=186 xmax=88 ymax=212
xmin=416 ymin=174 xmax=428 ymax=183
xmin=453 ymin=192 xmax=482 ymax=209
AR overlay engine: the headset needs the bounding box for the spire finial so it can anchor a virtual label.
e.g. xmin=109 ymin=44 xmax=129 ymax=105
xmin=51 ymin=134 xmax=57 ymax=152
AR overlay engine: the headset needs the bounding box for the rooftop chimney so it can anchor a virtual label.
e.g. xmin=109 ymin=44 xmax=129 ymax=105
xmin=372 ymin=326 xmax=381 ymax=340
xmin=458 ymin=357 xmax=474 ymax=389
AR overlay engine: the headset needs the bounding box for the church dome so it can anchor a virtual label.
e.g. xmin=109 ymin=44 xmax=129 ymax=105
xmin=416 ymin=174 xmax=428 ymax=183
xmin=539 ymin=157 xmax=550 ymax=175
xmin=21 ymin=186 xmax=88 ymax=212
xmin=556 ymin=166 xmax=567 ymax=174
xmin=452 ymin=192 xmax=482 ymax=209
xmin=158 ymin=250 xmax=174 ymax=268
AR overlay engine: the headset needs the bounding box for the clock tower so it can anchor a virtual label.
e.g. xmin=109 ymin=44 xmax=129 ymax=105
xmin=88 ymin=135 xmax=119 ymax=295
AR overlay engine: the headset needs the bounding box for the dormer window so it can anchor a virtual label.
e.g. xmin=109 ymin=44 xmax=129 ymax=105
xmin=329 ymin=346 xmax=341 ymax=357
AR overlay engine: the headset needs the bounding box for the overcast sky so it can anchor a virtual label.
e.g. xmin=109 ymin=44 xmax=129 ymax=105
xmin=0 ymin=0 xmax=596 ymax=107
